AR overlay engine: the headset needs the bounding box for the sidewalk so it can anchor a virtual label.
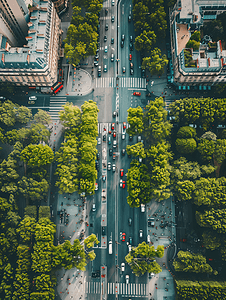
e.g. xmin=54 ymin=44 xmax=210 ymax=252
xmin=147 ymin=196 xmax=176 ymax=300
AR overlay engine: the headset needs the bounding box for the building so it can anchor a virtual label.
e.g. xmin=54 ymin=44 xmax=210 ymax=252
xmin=0 ymin=0 xmax=61 ymax=88
xmin=0 ymin=0 xmax=29 ymax=46
xmin=170 ymin=0 xmax=226 ymax=89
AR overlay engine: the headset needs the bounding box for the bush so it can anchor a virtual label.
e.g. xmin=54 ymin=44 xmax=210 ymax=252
xmin=177 ymin=126 xmax=196 ymax=138
xmin=176 ymin=138 xmax=197 ymax=154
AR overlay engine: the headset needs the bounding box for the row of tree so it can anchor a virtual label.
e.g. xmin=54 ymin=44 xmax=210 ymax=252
xmin=55 ymin=100 xmax=98 ymax=195
xmin=132 ymin=0 xmax=168 ymax=75
xmin=126 ymin=97 xmax=172 ymax=206
xmin=169 ymin=98 xmax=226 ymax=130
xmin=175 ymin=280 xmax=226 ymax=300
xmin=64 ymin=0 xmax=102 ymax=65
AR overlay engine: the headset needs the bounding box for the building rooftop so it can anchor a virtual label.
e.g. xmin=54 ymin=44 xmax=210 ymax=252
xmin=0 ymin=0 xmax=52 ymax=70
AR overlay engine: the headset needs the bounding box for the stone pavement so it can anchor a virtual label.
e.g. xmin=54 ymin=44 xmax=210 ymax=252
xmin=146 ymin=196 xmax=176 ymax=300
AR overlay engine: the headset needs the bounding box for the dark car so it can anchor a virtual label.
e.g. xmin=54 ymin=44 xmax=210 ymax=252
xmin=128 ymin=15 xmax=132 ymax=22
xmin=130 ymin=68 xmax=134 ymax=75
xmin=104 ymin=35 xmax=107 ymax=42
xmin=129 ymin=43 xmax=133 ymax=51
xmin=128 ymin=218 xmax=132 ymax=226
xmin=103 ymin=134 xmax=106 ymax=141
xmin=121 ymin=34 xmax=125 ymax=41
xmin=111 ymin=38 xmax=114 ymax=44
xmin=109 ymin=148 xmax=113 ymax=156
xmin=97 ymin=152 xmax=100 ymax=160
xmin=129 ymin=135 xmax=133 ymax=141
xmin=121 ymin=40 xmax=124 ymax=48
xmin=105 ymin=9 xmax=108 ymax=15
xmin=102 ymin=226 xmax=106 ymax=235
xmin=105 ymin=24 xmax=108 ymax=31
xmin=111 ymin=15 xmax=115 ymax=22
xmin=121 ymin=149 xmax=126 ymax=156
xmin=142 ymin=69 xmax=146 ymax=78
xmin=95 ymin=161 xmax=99 ymax=171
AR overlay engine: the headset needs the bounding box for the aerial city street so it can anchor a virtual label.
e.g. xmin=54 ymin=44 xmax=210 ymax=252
xmin=0 ymin=0 xmax=226 ymax=299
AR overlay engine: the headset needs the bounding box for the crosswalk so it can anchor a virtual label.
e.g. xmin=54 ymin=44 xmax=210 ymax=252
xmin=49 ymin=96 xmax=67 ymax=121
xmin=85 ymin=281 xmax=147 ymax=296
xmin=95 ymin=77 xmax=146 ymax=88
xmin=98 ymin=122 xmax=127 ymax=134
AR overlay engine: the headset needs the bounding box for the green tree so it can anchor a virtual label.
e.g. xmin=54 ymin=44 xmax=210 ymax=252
xmin=0 ymin=159 xmax=19 ymax=194
xmin=126 ymin=142 xmax=146 ymax=159
xmin=127 ymin=161 xmax=151 ymax=207
xmin=18 ymin=177 xmax=49 ymax=202
xmin=173 ymin=251 xmax=215 ymax=274
xmin=16 ymin=106 xmax=32 ymax=124
xmin=59 ymin=102 xmax=81 ymax=129
xmin=214 ymin=139 xmax=226 ymax=163
xmin=34 ymin=109 xmax=51 ymax=125
xmin=20 ymin=144 xmax=54 ymax=167
xmin=125 ymin=242 xmax=164 ymax=276
xmin=171 ymin=157 xmax=202 ymax=182
xmin=4 ymin=129 xmax=19 ymax=145
xmin=197 ymin=139 xmax=216 ymax=162
xmin=196 ymin=208 xmax=226 ymax=233
xmin=175 ymin=138 xmax=197 ymax=154
xmin=16 ymin=217 xmax=37 ymax=245
xmin=135 ymin=30 xmax=156 ymax=52
xmin=186 ymin=39 xmax=200 ymax=51
xmin=142 ymin=48 xmax=168 ymax=76
xmin=144 ymin=97 xmax=172 ymax=143
xmin=127 ymin=106 xmax=144 ymax=136
xmin=24 ymin=206 xmax=37 ymax=219
xmin=0 ymin=100 xmax=17 ymax=126
xmin=174 ymin=180 xmax=195 ymax=201
xmin=177 ymin=126 xmax=196 ymax=138
xmin=202 ymin=231 xmax=221 ymax=250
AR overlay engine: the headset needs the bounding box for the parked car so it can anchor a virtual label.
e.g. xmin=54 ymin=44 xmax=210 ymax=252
xmin=120 ymin=169 xmax=124 ymax=177
xmin=148 ymin=218 xmax=155 ymax=227
xmin=119 ymin=179 xmax=125 ymax=188
xmin=98 ymin=138 xmax=101 ymax=144
xmin=138 ymin=135 xmax=141 ymax=142
xmin=97 ymin=152 xmax=100 ymax=160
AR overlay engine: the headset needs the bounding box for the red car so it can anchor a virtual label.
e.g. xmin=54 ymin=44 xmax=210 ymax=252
xmin=129 ymin=54 xmax=132 ymax=61
xmin=133 ymin=92 xmax=141 ymax=96
xmin=119 ymin=179 xmax=125 ymax=188
xmin=120 ymin=169 xmax=124 ymax=177
xmin=123 ymin=122 xmax=126 ymax=129
xmin=113 ymin=131 xmax=116 ymax=138
xmin=111 ymin=123 xmax=115 ymax=130
xmin=122 ymin=233 xmax=126 ymax=242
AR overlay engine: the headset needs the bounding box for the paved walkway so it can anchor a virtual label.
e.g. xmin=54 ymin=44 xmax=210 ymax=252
xmin=146 ymin=196 xmax=176 ymax=300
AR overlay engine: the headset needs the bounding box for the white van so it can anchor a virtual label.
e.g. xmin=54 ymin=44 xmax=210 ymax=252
xmin=141 ymin=204 xmax=145 ymax=212
xmin=109 ymin=241 xmax=112 ymax=254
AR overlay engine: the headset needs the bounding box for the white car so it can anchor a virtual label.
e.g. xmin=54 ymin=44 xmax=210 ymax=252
xmin=121 ymin=263 xmax=125 ymax=272
xmin=112 ymin=164 xmax=116 ymax=172
xmin=105 ymin=46 xmax=108 ymax=53
xmin=141 ymin=204 xmax=145 ymax=212
xmin=122 ymin=133 xmax=125 ymax=140
xmin=108 ymin=162 xmax=111 ymax=171
xmin=126 ymin=275 xmax=129 ymax=284
xmin=98 ymin=138 xmax=101 ymax=145
xmin=113 ymin=140 xmax=117 ymax=148
xmin=29 ymin=96 xmax=37 ymax=100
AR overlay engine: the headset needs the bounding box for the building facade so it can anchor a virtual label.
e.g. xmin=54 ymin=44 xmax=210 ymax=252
xmin=170 ymin=0 xmax=226 ymax=89
xmin=0 ymin=0 xmax=61 ymax=87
